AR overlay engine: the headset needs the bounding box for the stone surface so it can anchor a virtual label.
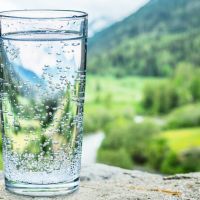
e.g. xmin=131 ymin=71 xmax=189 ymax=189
xmin=0 ymin=164 xmax=199 ymax=200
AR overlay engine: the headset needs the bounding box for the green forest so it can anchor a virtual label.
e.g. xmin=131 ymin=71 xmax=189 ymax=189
xmin=88 ymin=0 xmax=200 ymax=77
xmin=83 ymin=0 xmax=200 ymax=174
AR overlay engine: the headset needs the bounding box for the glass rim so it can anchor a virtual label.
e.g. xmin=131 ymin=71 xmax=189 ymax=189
xmin=0 ymin=9 xmax=88 ymax=20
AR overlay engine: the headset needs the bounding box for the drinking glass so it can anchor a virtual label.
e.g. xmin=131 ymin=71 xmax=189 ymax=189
xmin=0 ymin=10 xmax=88 ymax=196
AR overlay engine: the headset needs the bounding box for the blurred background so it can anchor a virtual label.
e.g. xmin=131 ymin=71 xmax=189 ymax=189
xmin=0 ymin=0 xmax=200 ymax=174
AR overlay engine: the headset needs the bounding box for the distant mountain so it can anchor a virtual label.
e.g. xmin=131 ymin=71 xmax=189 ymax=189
xmin=88 ymin=16 xmax=114 ymax=36
xmin=14 ymin=65 xmax=43 ymax=85
xmin=13 ymin=64 xmax=45 ymax=97
xmin=88 ymin=0 xmax=200 ymax=76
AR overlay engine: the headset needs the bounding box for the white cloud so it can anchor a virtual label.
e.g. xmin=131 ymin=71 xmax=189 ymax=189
xmin=0 ymin=0 xmax=149 ymax=22
xmin=0 ymin=0 xmax=19 ymax=10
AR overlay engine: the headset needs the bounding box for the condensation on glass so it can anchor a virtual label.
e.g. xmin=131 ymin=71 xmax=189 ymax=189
xmin=0 ymin=10 xmax=88 ymax=196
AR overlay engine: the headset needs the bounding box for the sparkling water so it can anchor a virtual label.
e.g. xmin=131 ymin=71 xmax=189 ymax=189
xmin=0 ymin=32 xmax=86 ymax=184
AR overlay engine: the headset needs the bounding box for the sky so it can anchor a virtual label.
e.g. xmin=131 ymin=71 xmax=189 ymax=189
xmin=0 ymin=0 xmax=149 ymax=34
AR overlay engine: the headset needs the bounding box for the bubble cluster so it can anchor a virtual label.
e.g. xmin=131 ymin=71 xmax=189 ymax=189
xmin=1 ymin=31 xmax=86 ymax=184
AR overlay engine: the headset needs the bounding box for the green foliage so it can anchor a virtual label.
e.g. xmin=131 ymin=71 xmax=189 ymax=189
xmin=97 ymin=118 xmax=160 ymax=168
xmin=165 ymin=104 xmax=200 ymax=129
xmin=142 ymin=81 xmax=179 ymax=114
xmin=89 ymin=0 xmax=200 ymax=54
xmin=0 ymin=153 xmax=3 ymax=170
xmin=146 ymin=132 xmax=200 ymax=174
xmin=157 ymin=128 xmax=200 ymax=174
xmin=161 ymin=148 xmax=200 ymax=174
xmin=160 ymin=152 xmax=184 ymax=174
xmin=180 ymin=148 xmax=200 ymax=172
xmin=84 ymin=75 xmax=156 ymax=134
xmin=88 ymin=0 xmax=200 ymax=76
xmin=83 ymin=108 xmax=113 ymax=134
xmin=97 ymin=148 xmax=133 ymax=169
xmin=89 ymin=31 xmax=200 ymax=77
xmin=0 ymin=135 xmax=3 ymax=169
xmin=142 ymin=64 xmax=200 ymax=115
xmin=190 ymin=76 xmax=200 ymax=101
xmin=124 ymin=121 xmax=160 ymax=163
xmin=147 ymin=138 xmax=170 ymax=171
xmin=173 ymin=63 xmax=200 ymax=105
xmin=0 ymin=135 xmax=2 ymax=153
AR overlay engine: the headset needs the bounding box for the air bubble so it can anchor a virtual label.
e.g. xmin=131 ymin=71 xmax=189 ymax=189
xmin=49 ymin=112 xmax=52 ymax=116
xmin=36 ymin=84 xmax=41 ymax=88
xmin=72 ymin=42 xmax=80 ymax=46
xmin=57 ymin=66 xmax=62 ymax=70
xmin=60 ymin=75 xmax=66 ymax=80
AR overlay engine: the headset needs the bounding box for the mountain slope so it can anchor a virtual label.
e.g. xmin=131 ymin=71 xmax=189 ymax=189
xmin=88 ymin=0 xmax=200 ymax=76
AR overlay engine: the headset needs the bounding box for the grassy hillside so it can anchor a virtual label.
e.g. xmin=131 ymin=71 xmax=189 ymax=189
xmin=88 ymin=0 xmax=200 ymax=76
xmin=85 ymin=75 xmax=164 ymax=107
xmin=83 ymin=75 xmax=164 ymax=134
xmin=162 ymin=128 xmax=200 ymax=153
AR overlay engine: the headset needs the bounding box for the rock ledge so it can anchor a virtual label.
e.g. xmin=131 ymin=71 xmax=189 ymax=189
xmin=0 ymin=164 xmax=199 ymax=199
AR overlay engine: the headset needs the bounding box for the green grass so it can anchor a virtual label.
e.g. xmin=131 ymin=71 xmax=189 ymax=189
xmin=85 ymin=75 xmax=165 ymax=114
xmin=0 ymin=153 xmax=3 ymax=170
xmin=162 ymin=127 xmax=200 ymax=153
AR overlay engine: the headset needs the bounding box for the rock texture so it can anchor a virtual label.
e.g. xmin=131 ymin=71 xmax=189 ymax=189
xmin=0 ymin=164 xmax=199 ymax=200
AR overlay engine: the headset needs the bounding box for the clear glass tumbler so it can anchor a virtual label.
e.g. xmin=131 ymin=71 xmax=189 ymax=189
xmin=0 ymin=10 xmax=88 ymax=196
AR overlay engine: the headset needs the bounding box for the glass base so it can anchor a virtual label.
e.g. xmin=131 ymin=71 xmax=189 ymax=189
xmin=5 ymin=177 xmax=79 ymax=197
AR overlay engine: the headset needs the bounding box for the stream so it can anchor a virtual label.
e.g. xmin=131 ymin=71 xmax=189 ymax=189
xmin=81 ymin=132 xmax=105 ymax=166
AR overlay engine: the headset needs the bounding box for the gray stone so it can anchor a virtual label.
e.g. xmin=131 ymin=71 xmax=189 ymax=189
xmin=0 ymin=164 xmax=199 ymax=200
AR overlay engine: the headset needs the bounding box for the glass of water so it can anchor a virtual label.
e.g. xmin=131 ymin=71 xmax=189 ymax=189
xmin=0 ymin=10 xmax=88 ymax=196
